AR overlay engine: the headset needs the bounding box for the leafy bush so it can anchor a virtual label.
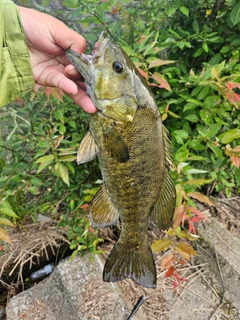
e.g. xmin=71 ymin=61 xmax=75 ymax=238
xmin=0 ymin=89 xmax=101 ymax=254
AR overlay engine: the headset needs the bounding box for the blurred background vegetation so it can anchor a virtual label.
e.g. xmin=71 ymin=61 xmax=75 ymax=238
xmin=0 ymin=0 xmax=239 ymax=254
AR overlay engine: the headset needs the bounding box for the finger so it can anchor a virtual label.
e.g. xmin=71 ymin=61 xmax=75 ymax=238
xmin=51 ymin=19 xmax=86 ymax=53
xmin=65 ymin=64 xmax=84 ymax=81
xmin=67 ymin=89 xmax=97 ymax=113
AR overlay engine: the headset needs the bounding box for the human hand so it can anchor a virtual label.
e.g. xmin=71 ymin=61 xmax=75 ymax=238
xmin=18 ymin=6 xmax=97 ymax=113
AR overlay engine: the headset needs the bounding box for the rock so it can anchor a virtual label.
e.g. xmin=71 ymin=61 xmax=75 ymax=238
xmin=6 ymin=254 xmax=130 ymax=320
xmin=197 ymin=218 xmax=240 ymax=310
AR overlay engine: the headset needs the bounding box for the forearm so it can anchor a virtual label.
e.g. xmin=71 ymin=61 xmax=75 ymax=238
xmin=0 ymin=0 xmax=34 ymax=107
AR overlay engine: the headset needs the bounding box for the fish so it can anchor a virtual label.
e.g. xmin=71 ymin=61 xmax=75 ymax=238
xmin=66 ymin=33 xmax=176 ymax=288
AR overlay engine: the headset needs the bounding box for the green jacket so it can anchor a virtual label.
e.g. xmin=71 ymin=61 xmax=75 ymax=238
xmin=0 ymin=0 xmax=34 ymax=107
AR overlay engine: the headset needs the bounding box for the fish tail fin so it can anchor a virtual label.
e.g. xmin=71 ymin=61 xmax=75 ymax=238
xmin=103 ymin=241 xmax=156 ymax=288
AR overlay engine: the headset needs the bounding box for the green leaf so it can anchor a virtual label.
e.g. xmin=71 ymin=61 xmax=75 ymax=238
xmin=175 ymin=149 xmax=189 ymax=162
xmin=42 ymin=0 xmax=50 ymax=6
xmin=194 ymin=48 xmax=203 ymax=57
xmin=57 ymin=163 xmax=70 ymax=186
xmin=207 ymin=143 xmax=223 ymax=158
xmin=59 ymin=155 xmax=76 ymax=162
xmin=62 ymin=0 xmax=78 ymax=8
xmin=35 ymin=155 xmax=54 ymax=174
xmin=2 ymin=200 xmax=13 ymax=210
xmin=173 ymin=130 xmax=189 ymax=139
xmin=35 ymin=154 xmax=54 ymax=163
xmin=186 ymin=169 xmax=208 ymax=174
xmin=185 ymin=114 xmax=199 ymax=122
xmin=168 ymin=110 xmax=181 ymax=118
xmin=206 ymin=123 xmax=222 ymax=139
xmin=231 ymin=39 xmax=240 ymax=46
xmin=230 ymin=3 xmax=240 ymax=26
xmin=185 ymin=179 xmax=213 ymax=185
xmin=0 ymin=208 xmax=19 ymax=218
xmin=187 ymin=98 xmax=203 ymax=106
xmin=220 ymin=46 xmax=230 ymax=53
xmin=219 ymin=128 xmax=240 ymax=144
xmin=167 ymin=7 xmax=178 ymax=17
xmin=180 ymin=6 xmax=189 ymax=17
xmin=192 ymin=20 xmax=199 ymax=33
xmin=202 ymin=42 xmax=209 ymax=52
xmin=197 ymin=86 xmax=210 ymax=100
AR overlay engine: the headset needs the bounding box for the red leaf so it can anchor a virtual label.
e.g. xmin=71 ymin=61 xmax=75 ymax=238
xmin=226 ymin=81 xmax=240 ymax=90
xmin=45 ymin=87 xmax=64 ymax=101
xmin=191 ymin=216 xmax=204 ymax=223
xmin=226 ymin=92 xmax=237 ymax=106
xmin=172 ymin=272 xmax=187 ymax=290
xmin=161 ymin=253 xmax=175 ymax=271
xmin=111 ymin=7 xmax=118 ymax=14
xmin=89 ymin=227 xmax=95 ymax=233
xmin=188 ymin=220 xmax=197 ymax=234
xmin=230 ymin=155 xmax=240 ymax=168
xmin=137 ymin=67 xmax=148 ymax=80
xmin=80 ymin=204 xmax=90 ymax=212
xmin=174 ymin=272 xmax=186 ymax=282
xmin=188 ymin=192 xmax=215 ymax=206
xmin=189 ymin=206 xmax=209 ymax=220
xmin=45 ymin=87 xmax=51 ymax=101
xmin=165 ymin=266 xmax=175 ymax=277
xmin=182 ymin=208 xmax=188 ymax=225
xmin=151 ymin=72 xmax=172 ymax=92
xmin=174 ymin=204 xmax=184 ymax=229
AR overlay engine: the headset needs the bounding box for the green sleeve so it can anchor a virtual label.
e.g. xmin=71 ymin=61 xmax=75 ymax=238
xmin=0 ymin=0 xmax=34 ymax=107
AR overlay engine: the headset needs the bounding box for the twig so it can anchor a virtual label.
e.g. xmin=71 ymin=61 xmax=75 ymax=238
xmin=127 ymin=296 xmax=145 ymax=320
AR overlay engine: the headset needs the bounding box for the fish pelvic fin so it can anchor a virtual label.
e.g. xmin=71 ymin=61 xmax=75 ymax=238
xmin=151 ymin=172 xmax=176 ymax=230
xmin=103 ymin=241 xmax=156 ymax=288
xmin=77 ymin=131 xmax=98 ymax=164
xmin=90 ymin=184 xmax=119 ymax=227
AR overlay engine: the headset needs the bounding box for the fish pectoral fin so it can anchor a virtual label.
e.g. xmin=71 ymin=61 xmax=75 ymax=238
xmin=90 ymin=184 xmax=119 ymax=227
xmin=103 ymin=126 xmax=129 ymax=163
xmin=77 ymin=131 xmax=98 ymax=164
xmin=151 ymin=172 xmax=176 ymax=230
xmin=103 ymin=241 xmax=156 ymax=288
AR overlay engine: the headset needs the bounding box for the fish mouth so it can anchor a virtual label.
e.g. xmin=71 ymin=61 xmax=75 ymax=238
xmin=66 ymin=32 xmax=110 ymax=89
xmin=66 ymin=32 xmax=109 ymax=72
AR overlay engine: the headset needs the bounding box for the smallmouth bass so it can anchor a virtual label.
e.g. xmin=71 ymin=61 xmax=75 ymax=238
xmin=66 ymin=33 xmax=176 ymax=288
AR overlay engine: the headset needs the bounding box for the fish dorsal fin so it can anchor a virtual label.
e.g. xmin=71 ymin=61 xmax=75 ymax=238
xmin=163 ymin=125 xmax=173 ymax=170
xmin=77 ymin=131 xmax=98 ymax=164
xmin=151 ymin=171 xmax=176 ymax=230
xmin=103 ymin=125 xmax=129 ymax=163
xmin=90 ymin=184 xmax=119 ymax=227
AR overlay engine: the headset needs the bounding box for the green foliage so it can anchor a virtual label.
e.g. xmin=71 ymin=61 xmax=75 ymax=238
xmin=0 ymin=89 xmax=101 ymax=251
xmin=58 ymin=207 xmax=104 ymax=259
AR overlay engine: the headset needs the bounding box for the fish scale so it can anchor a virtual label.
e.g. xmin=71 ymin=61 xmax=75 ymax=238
xmin=66 ymin=32 xmax=176 ymax=288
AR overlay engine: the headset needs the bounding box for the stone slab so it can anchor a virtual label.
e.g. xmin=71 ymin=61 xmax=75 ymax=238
xmin=6 ymin=254 xmax=131 ymax=320
xmin=197 ymin=218 xmax=240 ymax=310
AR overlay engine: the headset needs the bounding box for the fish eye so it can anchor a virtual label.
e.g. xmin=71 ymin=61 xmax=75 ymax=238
xmin=113 ymin=61 xmax=124 ymax=73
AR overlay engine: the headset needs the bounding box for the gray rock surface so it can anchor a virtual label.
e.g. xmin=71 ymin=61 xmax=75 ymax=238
xmin=6 ymin=254 xmax=130 ymax=320
xmin=197 ymin=218 xmax=240 ymax=311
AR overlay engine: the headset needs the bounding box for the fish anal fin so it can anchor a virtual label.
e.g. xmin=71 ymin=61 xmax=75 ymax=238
xmin=90 ymin=184 xmax=119 ymax=227
xmin=151 ymin=173 xmax=176 ymax=230
xmin=103 ymin=240 xmax=156 ymax=288
xmin=103 ymin=125 xmax=129 ymax=163
xmin=77 ymin=131 xmax=98 ymax=164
